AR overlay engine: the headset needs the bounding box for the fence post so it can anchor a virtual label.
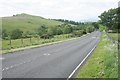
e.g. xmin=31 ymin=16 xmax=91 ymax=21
xmin=37 ymin=36 xmax=39 ymax=43
xmin=30 ymin=37 xmax=32 ymax=45
xmin=21 ymin=38 xmax=23 ymax=47
xmin=9 ymin=37 xmax=12 ymax=49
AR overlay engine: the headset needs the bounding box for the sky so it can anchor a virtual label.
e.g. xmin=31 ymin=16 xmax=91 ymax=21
xmin=0 ymin=0 xmax=119 ymax=21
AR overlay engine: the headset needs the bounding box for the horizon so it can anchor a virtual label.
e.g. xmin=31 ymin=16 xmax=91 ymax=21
xmin=0 ymin=0 xmax=118 ymax=21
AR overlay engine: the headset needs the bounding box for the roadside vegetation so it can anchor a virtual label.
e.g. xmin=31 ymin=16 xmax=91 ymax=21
xmin=2 ymin=34 xmax=75 ymax=52
xmin=77 ymin=32 xmax=118 ymax=78
xmin=1 ymin=13 xmax=97 ymax=53
xmin=108 ymin=32 xmax=120 ymax=78
xmin=98 ymin=7 xmax=119 ymax=32
xmin=76 ymin=7 xmax=119 ymax=78
xmin=98 ymin=7 xmax=119 ymax=78
xmin=108 ymin=33 xmax=120 ymax=42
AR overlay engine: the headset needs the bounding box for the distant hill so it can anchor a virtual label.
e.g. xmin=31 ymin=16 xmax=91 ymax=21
xmin=2 ymin=13 xmax=64 ymax=33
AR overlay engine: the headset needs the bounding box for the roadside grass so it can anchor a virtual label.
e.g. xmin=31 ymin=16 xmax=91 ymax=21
xmin=108 ymin=33 xmax=120 ymax=78
xmin=108 ymin=33 xmax=120 ymax=41
xmin=2 ymin=34 xmax=80 ymax=54
xmin=76 ymin=32 xmax=118 ymax=78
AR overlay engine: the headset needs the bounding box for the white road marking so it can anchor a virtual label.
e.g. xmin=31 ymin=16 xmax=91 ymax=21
xmin=67 ymin=43 xmax=99 ymax=79
xmin=2 ymin=69 xmax=5 ymax=71
xmin=92 ymin=36 xmax=96 ymax=38
xmin=2 ymin=54 xmax=45 ymax=71
xmin=2 ymin=61 xmax=30 ymax=71
xmin=43 ymin=53 xmax=51 ymax=56
xmin=0 ymin=57 xmax=5 ymax=60
xmin=5 ymin=67 xmax=9 ymax=70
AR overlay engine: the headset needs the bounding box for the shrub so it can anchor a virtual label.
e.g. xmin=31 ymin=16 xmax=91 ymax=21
xmin=82 ymin=29 xmax=87 ymax=34
xmin=2 ymin=29 xmax=8 ymax=39
xmin=86 ymin=26 xmax=95 ymax=33
xmin=72 ymin=30 xmax=84 ymax=37
xmin=37 ymin=25 xmax=48 ymax=36
xmin=62 ymin=24 xmax=73 ymax=34
xmin=10 ymin=29 xmax=23 ymax=39
xmin=40 ymin=33 xmax=54 ymax=39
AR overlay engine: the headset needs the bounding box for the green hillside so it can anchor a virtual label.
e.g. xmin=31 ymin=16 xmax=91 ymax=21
xmin=2 ymin=13 xmax=63 ymax=33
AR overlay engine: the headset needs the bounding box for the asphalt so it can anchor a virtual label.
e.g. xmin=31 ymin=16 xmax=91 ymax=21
xmin=2 ymin=31 xmax=101 ymax=78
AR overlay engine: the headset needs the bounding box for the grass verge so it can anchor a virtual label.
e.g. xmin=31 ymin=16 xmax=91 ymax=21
xmin=108 ymin=33 xmax=120 ymax=41
xmin=107 ymin=33 xmax=120 ymax=78
xmin=2 ymin=34 xmax=73 ymax=50
xmin=76 ymin=32 xmax=118 ymax=78
xmin=1 ymin=33 xmax=88 ymax=54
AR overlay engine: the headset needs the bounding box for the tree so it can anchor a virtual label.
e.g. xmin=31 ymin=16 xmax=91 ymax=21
xmin=86 ymin=26 xmax=94 ymax=33
xmin=92 ymin=22 xmax=99 ymax=29
xmin=99 ymin=25 xmax=107 ymax=31
xmin=10 ymin=29 xmax=23 ymax=39
xmin=56 ymin=27 xmax=63 ymax=35
xmin=2 ymin=29 xmax=8 ymax=39
xmin=72 ymin=30 xmax=85 ymax=37
xmin=47 ymin=26 xmax=63 ymax=35
xmin=22 ymin=31 xmax=33 ymax=38
xmin=62 ymin=24 xmax=73 ymax=34
xmin=53 ymin=19 xmax=81 ymax=25
xmin=47 ymin=26 xmax=57 ymax=35
xmin=99 ymin=8 xmax=118 ymax=31
xmin=37 ymin=25 xmax=47 ymax=36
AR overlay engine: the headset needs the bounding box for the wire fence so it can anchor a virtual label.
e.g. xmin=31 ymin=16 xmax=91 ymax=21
xmin=106 ymin=32 xmax=118 ymax=44
xmin=2 ymin=34 xmax=74 ymax=50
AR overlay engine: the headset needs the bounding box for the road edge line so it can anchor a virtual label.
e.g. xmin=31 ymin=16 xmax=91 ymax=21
xmin=67 ymin=43 xmax=98 ymax=80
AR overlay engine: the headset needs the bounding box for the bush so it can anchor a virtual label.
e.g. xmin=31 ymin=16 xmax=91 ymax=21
xmin=2 ymin=29 xmax=8 ymax=39
xmin=4 ymin=37 xmax=10 ymax=40
xmin=82 ymin=29 xmax=87 ymax=34
xmin=86 ymin=26 xmax=95 ymax=33
xmin=72 ymin=30 xmax=84 ymax=37
xmin=40 ymin=33 xmax=54 ymax=39
xmin=37 ymin=25 xmax=48 ymax=36
xmin=56 ymin=27 xmax=63 ymax=35
xmin=22 ymin=31 xmax=33 ymax=38
xmin=10 ymin=29 xmax=23 ymax=39
xmin=62 ymin=24 xmax=73 ymax=34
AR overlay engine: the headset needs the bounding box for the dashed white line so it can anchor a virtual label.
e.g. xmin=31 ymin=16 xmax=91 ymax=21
xmin=2 ymin=53 xmax=48 ymax=71
xmin=2 ymin=69 xmax=5 ymax=71
xmin=43 ymin=53 xmax=51 ymax=56
xmin=92 ymin=36 xmax=96 ymax=38
xmin=0 ymin=57 xmax=5 ymax=60
xmin=2 ymin=61 xmax=29 ymax=71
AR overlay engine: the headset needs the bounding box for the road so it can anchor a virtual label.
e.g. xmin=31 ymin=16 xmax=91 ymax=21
xmin=2 ymin=31 xmax=101 ymax=78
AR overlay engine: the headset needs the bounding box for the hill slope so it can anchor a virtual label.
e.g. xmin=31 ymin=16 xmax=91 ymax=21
xmin=2 ymin=13 xmax=63 ymax=33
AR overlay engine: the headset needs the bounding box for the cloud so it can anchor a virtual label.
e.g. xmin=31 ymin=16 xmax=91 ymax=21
xmin=0 ymin=0 xmax=118 ymax=21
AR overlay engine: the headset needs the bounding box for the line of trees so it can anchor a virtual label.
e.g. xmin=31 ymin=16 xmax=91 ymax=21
xmin=98 ymin=7 xmax=120 ymax=32
xmin=52 ymin=19 xmax=85 ymax=25
xmin=2 ymin=23 xmax=96 ymax=40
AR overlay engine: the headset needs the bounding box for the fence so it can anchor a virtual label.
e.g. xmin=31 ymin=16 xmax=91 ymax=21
xmin=2 ymin=34 xmax=74 ymax=50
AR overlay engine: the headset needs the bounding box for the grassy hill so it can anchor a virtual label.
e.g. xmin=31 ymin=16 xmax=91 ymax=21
xmin=2 ymin=13 xmax=63 ymax=33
